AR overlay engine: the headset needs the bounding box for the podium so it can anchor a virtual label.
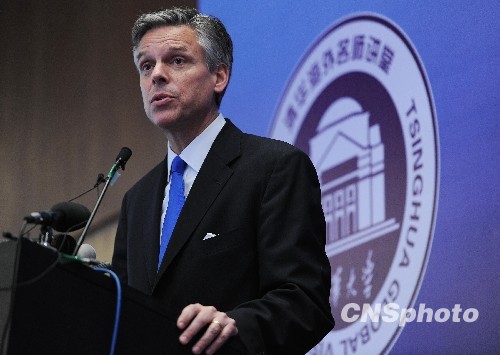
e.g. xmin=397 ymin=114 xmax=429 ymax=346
xmin=0 ymin=238 xmax=244 ymax=354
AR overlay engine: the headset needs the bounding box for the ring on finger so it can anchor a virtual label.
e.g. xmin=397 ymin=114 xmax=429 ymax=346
xmin=211 ymin=319 xmax=222 ymax=329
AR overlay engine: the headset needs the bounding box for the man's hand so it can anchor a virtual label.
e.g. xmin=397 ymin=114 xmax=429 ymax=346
xmin=177 ymin=303 xmax=238 ymax=354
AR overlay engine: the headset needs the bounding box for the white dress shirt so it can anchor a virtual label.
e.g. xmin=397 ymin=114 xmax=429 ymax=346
xmin=159 ymin=114 xmax=226 ymax=240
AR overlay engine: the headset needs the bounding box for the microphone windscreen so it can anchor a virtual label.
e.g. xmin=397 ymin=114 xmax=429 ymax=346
xmin=116 ymin=147 xmax=132 ymax=165
xmin=77 ymin=243 xmax=97 ymax=260
xmin=50 ymin=202 xmax=91 ymax=232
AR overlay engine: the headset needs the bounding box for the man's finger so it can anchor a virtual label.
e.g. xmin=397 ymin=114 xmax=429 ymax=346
xmin=191 ymin=320 xmax=224 ymax=354
xmin=177 ymin=303 xmax=202 ymax=330
xmin=205 ymin=319 xmax=238 ymax=355
xmin=178 ymin=305 xmax=217 ymax=345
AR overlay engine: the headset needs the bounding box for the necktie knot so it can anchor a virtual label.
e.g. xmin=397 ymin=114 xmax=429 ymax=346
xmin=171 ymin=156 xmax=187 ymax=175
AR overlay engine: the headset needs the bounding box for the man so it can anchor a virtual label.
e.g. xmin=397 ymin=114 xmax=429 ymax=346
xmin=112 ymin=7 xmax=334 ymax=354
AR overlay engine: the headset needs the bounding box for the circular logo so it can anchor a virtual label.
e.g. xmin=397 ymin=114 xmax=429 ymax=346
xmin=270 ymin=14 xmax=438 ymax=354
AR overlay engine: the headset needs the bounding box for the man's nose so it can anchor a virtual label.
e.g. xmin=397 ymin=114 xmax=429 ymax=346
xmin=151 ymin=64 xmax=168 ymax=84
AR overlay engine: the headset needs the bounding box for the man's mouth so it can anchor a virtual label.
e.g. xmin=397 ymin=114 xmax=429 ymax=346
xmin=151 ymin=93 xmax=174 ymax=105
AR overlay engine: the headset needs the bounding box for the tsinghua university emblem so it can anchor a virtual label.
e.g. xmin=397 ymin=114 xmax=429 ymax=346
xmin=270 ymin=14 xmax=439 ymax=354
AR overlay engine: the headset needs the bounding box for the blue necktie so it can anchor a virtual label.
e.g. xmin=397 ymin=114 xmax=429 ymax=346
xmin=158 ymin=156 xmax=187 ymax=269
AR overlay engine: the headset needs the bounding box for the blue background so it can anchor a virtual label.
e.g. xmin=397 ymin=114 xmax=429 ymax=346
xmin=200 ymin=1 xmax=499 ymax=353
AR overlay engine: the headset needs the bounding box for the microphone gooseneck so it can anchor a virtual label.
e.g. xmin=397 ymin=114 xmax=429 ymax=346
xmin=73 ymin=147 xmax=132 ymax=255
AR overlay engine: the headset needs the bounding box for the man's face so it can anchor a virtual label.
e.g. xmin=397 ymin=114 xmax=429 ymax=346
xmin=134 ymin=25 xmax=224 ymax=131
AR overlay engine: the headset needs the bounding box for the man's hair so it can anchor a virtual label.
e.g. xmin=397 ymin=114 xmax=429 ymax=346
xmin=132 ymin=7 xmax=233 ymax=107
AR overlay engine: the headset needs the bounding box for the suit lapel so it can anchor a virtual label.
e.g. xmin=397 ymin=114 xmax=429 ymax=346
xmin=141 ymin=158 xmax=168 ymax=291
xmin=155 ymin=120 xmax=242 ymax=283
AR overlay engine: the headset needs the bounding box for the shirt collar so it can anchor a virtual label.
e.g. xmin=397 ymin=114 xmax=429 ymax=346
xmin=167 ymin=114 xmax=226 ymax=175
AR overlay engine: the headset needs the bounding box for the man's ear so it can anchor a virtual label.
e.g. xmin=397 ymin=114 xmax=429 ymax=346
xmin=213 ymin=63 xmax=229 ymax=94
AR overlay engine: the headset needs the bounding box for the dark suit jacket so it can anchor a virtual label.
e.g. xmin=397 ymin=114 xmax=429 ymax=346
xmin=112 ymin=120 xmax=334 ymax=354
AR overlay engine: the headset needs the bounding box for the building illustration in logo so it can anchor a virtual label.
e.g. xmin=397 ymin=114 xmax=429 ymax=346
xmin=309 ymin=97 xmax=399 ymax=258
xmin=270 ymin=14 xmax=438 ymax=354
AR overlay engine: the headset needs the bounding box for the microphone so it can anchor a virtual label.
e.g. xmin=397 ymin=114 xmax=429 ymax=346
xmin=76 ymin=244 xmax=112 ymax=268
xmin=73 ymin=147 xmax=132 ymax=255
xmin=76 ymin=243 xmax=97 ymax=259
xmin=24 ymin=202 xmax=91 ymax=232
xmin=59 ymin=243 xmax=112 ymax=269
xmin=115 ymin=147 xmax=132 ymax=171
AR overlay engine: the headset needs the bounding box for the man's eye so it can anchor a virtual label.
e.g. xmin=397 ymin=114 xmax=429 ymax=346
xmin=173 ymin=57 xmax=184 ymax=65
xmin=141 ymin=63 xmax=152 ymax=72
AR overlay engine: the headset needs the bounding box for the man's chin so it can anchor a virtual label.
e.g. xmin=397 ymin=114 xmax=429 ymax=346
xmin=148 ymin=114 xmax=179 ymax=130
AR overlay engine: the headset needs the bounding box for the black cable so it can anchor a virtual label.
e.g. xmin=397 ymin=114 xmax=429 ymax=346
xmin=0 ymin=221 xmax=24 ymax=354
xmin=68 ymin=173 xmax=106 ymax=203
xmin=68 ymin=186 xmax=95 ymax=202
xmin=0 ymin=238 xmax=62 ymax=352
xmin=17 ymin=253 xmax=61 ymax=288
xmin=1 ymin=172 xmax=107 ymax=351
xmin=54 ymin=218 xmax=89 ymax=255
xmin=0 ymin=215 xmax=93 ymax=293
xmin=0 ymin=179 xmax=103 ymax=290
xmin=19 ymin=223 xmax=36 ymax=239
xmin=0 ymin=246 xmax=61 ymax=292
xmin=0 ymin=242 xmax=61 ymax=352
xmin=0 ymin=213 xmax=85 ymax=290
